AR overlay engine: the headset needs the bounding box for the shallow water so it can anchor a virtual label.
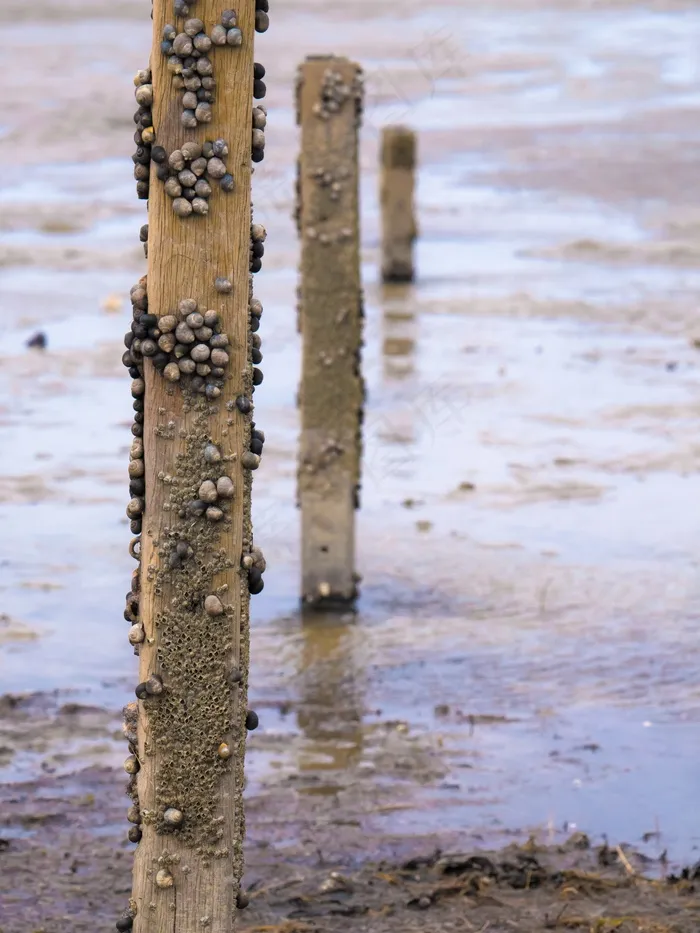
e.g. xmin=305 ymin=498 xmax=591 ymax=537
xmin=1 ymin=0 xmax=700 ymax=871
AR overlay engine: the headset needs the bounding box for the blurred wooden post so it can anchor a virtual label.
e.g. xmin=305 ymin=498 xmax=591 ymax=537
xmin=120 ymin=2 xmax=267 ymax=931
xmin=380 ymin=126 xmax=417 ymax=283
xmin=296 ymin=56 xmax=364 ymax=608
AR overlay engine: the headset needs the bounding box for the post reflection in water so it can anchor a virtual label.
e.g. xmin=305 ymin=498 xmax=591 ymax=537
xmin=294 ymin=610 xmax=365 ymax=785
xmin=380 ymin=284 xmax=417 ymax=382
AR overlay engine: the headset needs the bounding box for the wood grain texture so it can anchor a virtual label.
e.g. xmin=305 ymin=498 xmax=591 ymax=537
xmin=380 ymin=126 xmax=417 ymax=283
xmin=296 ymin=57 xmax=364 ymax=608
xmin=130 ymin=3 xmax=257 ymax=931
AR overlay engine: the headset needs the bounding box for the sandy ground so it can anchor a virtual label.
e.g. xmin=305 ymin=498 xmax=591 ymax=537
xmin=2 ymin=0 xmax=700 ymax=929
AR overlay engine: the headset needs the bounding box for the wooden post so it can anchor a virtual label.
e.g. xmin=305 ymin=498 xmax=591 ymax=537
xmin=380 ymin=126 xmax=417 ymax=283
xmin=119 ymin=2 xmax=269 ymax=931
xmin=296 ymin=56 xmax=364 ymax=609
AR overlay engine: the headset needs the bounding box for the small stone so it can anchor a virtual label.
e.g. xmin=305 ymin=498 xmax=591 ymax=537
xmin=195 ymin=102 xmax=212 ymax=123
xmin=124 ymin=755 xmax=139 ymax=774
xmin=211 ymin=348 xmax=229 ymax=367
xmin=173 ymin=33 xmax=193 ymax=56
xmin=182 ymin=109 xmax=198 ymax=129
xmin=194 ymin=31 xmax=212 ymax=52
xmin=178 ymin=169 xmax=197 ymax=188
xmin=214 ymin=276 xmax=232 ymax=293
xmin=178 ymin=358 xmax=196 ymax=374
xmin=158 ymin=333 xmax=177 ymax=354
xmin=163 ymin=807 xmax=184 ymax=826
xmin=185 ymin=311 xmax=203 ymax=329
xmin=211 ymin=24 xmax=227 ymax=45
xmin=173 ymin=197 xmax=193 ymax=217
xmin=187 ymin=499 xmax=207 ymax=516
xmin=179 ymin=298 xmax=198 ymax=315
xmin=184 ymin=17 xmax=204 ymax=36
xmin=169 ymin=149 xmax=186 ymax=172
xmin=206 ymin=506 xmax=224 ymax=522
xmin=175 ymin=322 xmax=195 ymax=344
xmin=216 ymin=476 xmax=235 ymax=498
xmin=116 ymin=912 xmax=135 ymax=932
xmin=204 ymin=594 xmax=224 ymax=616
xmin=135 ymin=84 xmax=153 ymax=107
xmin=167 ymin=54 xmax=183 ymax=75
xmin=181 ymin=140 xmax=202 ymax=161
xmin=226 ymin=27 xmax=243 ymax=46
xmin=156 ymin=869 xmax=174 ymax=889
xmin=218 ymin=741 xmax=232 ymax=759
xmin=241 ymin=451 xmax=260 ymax=470
xmin=207 ymin=157 xmax=226 ymax=179
xmin=198 ymin=479 xmax=218 ymax=502
xmin=145 ymin=674 xmax=163 ymax=695
xmin=126 ymin=497 xmax=144 ymax=519
xmin=194 ymin=178 xmax=212 ymax=197
xmin=191 ymin=343 xmax=211 ymax=363
xmin=164 ymin=362 xmax=181 ymax=382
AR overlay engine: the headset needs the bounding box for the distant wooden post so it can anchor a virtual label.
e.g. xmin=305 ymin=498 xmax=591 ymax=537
xmin=380 ymin=126 xmax=417 ymax=283
xmin=296 ymin=56 xmax=364 ymax=608
xmin=118 ymin=2 xmax=269 ymax=931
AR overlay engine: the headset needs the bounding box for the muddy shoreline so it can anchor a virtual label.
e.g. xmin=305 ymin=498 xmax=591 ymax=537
xmin=1 ymin=749 xmax=697 ymax=933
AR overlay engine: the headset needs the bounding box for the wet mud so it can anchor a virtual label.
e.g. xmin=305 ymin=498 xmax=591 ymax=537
xmin=2 ymin=0 xmax=700 ymax=929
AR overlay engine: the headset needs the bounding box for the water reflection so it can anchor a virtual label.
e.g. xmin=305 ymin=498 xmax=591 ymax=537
xmin=295 ymin=609 xmax=365 ymax=784
xmin=380 ymin=284 xmax=416 ymax=382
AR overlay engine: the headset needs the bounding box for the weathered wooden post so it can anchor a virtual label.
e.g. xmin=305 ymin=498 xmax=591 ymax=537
xmin=380 ymin=125 xmax=417 ymax=283
xmin=117 ymin=2 xmax=270 ymax=931
xmin=295 ymin=56 xmax=365 ymax=609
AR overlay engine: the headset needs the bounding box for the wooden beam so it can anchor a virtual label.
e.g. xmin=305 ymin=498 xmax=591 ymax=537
xmin=380 ymin=125 xmax=417 ymax=283
xmin=295 ymin=56 xmax=364 ymax=609
xmin=119 ymin=2 xmax=269 ymax=930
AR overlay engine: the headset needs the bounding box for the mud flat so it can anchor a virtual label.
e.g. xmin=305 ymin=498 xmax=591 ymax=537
xmin=2 ymin=0 xmax=700 ymax=929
